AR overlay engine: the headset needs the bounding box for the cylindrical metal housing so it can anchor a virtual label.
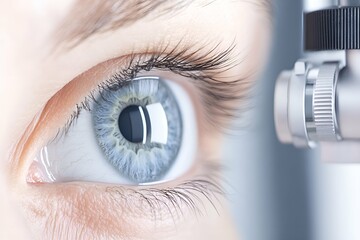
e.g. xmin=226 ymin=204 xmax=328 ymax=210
xmin=337 ymin=50 xmax=360 ymax=139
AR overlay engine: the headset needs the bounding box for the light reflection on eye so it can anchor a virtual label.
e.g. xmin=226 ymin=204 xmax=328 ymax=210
xmin=28 ymin=76 xmax=197 ymax=185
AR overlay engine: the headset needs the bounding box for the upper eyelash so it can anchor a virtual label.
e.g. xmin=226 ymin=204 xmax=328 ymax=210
xmin=57 ymin=41 xmax=250 ymax=139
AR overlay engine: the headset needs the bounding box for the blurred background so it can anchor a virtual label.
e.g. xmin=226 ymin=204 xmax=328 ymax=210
xmin=223 ymin=0 xmax=360 ymax=239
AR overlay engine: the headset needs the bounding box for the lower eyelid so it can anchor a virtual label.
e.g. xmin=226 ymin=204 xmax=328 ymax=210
xmin=22 ymin=166 xmax=224 ymax=239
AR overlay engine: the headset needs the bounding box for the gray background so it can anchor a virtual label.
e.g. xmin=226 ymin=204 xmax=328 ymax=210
xmin=223 ymin=0 xmax=311 ymax=239
xmin=223 ymin=1 xmax=360 ymax=240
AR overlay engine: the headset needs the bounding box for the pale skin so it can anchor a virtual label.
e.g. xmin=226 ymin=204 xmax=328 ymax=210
xmin=0 ymin=0 xmax=270 ymax=239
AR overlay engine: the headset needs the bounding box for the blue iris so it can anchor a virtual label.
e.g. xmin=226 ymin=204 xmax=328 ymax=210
xmin=92 ymin=77 xmax=182 ymax=183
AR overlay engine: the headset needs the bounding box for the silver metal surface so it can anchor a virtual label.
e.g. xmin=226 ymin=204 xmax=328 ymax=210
xmin=304 ymin=0 xmax=337 ymax=11
xmin=287 ymin=61 xmax=310 ymax=147
xmin=346 ymin=50 xmax=360 ymax=78
xmin=312 ymin=63 xmax=340 ymax=141
xmin=339 ymin=0 xmax=360 ymax=6
xmin=274 ymin=71 xmax=292 ymax=143
xmin=274 ymin=58 xmax=360 ymax=157
xmin=337 ymin=51 xmax=360 ymax=139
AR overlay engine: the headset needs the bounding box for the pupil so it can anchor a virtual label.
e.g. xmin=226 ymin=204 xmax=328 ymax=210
xmin=118 ymin=105 xmax=145 ymax=143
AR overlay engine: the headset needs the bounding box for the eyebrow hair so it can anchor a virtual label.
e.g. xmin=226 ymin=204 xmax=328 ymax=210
xmin=55 ymin=0 xmax=271 ymax=48
xmin=55 ymin=0 xmax=194 ymax=47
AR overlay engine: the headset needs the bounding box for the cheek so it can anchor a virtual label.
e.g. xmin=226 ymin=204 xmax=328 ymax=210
xmin=21 ymin=185 xmax=153 ymax=239
xmin=22 ymin=187 xmax=126 ymax=239
xmin=20 ymin=183 xmax=223 ymax=239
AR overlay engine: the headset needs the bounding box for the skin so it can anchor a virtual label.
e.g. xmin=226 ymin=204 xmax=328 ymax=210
xmin=0 ymin=0 xmax=270 ymax=239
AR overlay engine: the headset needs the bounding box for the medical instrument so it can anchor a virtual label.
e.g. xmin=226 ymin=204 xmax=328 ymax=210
xmin=274 ymin=0 xmax=360 ymax=162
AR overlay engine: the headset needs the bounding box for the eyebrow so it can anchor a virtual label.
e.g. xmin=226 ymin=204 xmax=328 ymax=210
xmin=55 ymin=0 xmax=271 ymax=48
xmin=55 ymin=0 xmax=195 ymax=47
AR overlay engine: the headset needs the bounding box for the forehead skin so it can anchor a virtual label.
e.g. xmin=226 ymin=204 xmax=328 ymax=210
xmin=0 ymin=0 xmax=270 ymax=151
xmin=0 ymin=0 xmax=271 ymax=239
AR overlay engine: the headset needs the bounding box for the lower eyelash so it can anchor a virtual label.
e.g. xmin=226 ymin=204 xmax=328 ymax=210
xmin=104 ymin=162 xmax=226 ymax=221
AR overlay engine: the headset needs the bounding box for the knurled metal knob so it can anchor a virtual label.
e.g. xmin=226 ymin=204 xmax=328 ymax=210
xmin=313 ymin=63 xmax=341 ymax=141
xmin=305 ymin=7 xmax=360 ymax=50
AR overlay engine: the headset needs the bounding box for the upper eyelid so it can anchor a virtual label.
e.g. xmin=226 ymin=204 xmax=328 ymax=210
xmin=58 ymin=41 xmax=250 ymax=138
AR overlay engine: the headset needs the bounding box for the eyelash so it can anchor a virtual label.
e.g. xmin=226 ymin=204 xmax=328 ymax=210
xmin=57 ymin=41 xmax=248 ymax=138
xmin=104 ymin=162 xmax=226 ymax=219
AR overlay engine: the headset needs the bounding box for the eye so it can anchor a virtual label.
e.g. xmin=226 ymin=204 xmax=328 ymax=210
xmin=28 ymin=75 xmax=197 ymax=185
xmin=25 ymin=44 xmax=241 ymax=189
xmin=20 ymin=43 xmax=249 ymax=238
